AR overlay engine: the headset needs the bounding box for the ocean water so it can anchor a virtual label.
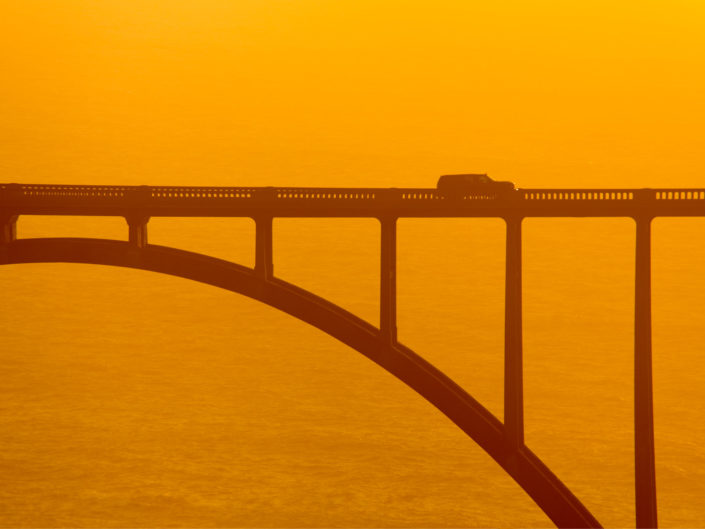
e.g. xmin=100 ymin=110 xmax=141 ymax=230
xmin=3 ymin=215 xmax=705 ymax=528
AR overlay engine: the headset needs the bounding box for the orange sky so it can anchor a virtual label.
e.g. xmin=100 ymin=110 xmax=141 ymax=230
xmin=2 ymin=0 xmax=704 ymax=188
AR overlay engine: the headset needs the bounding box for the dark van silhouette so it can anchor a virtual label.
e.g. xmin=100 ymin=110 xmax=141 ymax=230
xmin=437 ymin=174 xmax=515 ymax=197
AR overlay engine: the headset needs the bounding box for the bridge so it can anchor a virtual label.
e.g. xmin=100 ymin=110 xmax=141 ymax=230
xmin=3 ymin=182 xmax=705 ymax=528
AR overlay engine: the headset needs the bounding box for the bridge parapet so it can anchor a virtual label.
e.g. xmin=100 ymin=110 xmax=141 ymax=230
xmin=401 ymin=188 xmax=513 ymax=200
xmin=150 ymin=186 xmax=257 ymax=199
xmin=654 ymin=189 xmax=705 ymax=200
xmin=272 ymin=188 xmax=509 ymax=201
xmin=274 ymin=187 xmax=378 ymax=200
xmin=0 ymin=184 xmax=131 ymax=200
xmin=4 ymin=184 xmax=705 ymax=222
xmin=398 ymin=189 xmax=442 ymax=200
xmin=520 ymin=189 xmax=705 ymax=202
xmin=520 ymin=189 xmax=637 ymax=201
xmin=0 ymin=184 xmax=262 ymax=201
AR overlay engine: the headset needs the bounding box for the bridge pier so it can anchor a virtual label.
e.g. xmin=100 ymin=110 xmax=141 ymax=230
xmin=504 ymin=216 xmax=524 ymax=450
xmin=125 ymin=215 xmax=149 ymax=248
xmin=634 ymin=216 xmax=658 ymax=528
xmin=1 ymin=214 xmax=18 ymax=244
xmin=380 ymin=217 xmax=397 ymax=344
xmin=255 ymin=216 xmax=274 ymax=280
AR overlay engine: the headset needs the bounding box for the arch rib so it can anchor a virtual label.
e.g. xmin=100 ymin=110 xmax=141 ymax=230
xmin=1 ymin=237 xmax=601 ymax=528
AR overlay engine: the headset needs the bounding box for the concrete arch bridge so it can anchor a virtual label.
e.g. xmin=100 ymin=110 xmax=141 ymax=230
xmin=4 ymin=182 xmax=703 ymax=527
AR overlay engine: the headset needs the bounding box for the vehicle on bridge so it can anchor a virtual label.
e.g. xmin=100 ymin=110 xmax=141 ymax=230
xmin=436 ymin=173 xmax=515 ymax=197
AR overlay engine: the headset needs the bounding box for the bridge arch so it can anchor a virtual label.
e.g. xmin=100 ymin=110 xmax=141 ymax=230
xmin=2 ymin=237 xmax=601 ymax=528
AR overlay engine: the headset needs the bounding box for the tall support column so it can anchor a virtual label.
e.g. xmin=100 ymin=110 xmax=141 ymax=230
xmin=1 ymin=214 xmax=18 ymax=244
xmin=255 ymin=216 xmax=274 ymax=280
xmin=126 ymin=215 xmax=149 ymax=248
xmin=380 ymin=217 xmax=397 ymax=344
xmin=504 ymin=216 xmax=524 ymax=449
xmin=635 ymin=216 xmax=658 ymax=529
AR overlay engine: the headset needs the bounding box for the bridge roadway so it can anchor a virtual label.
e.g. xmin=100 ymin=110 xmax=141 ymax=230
xmin=2 ymin=182 xmax=705 ymax=217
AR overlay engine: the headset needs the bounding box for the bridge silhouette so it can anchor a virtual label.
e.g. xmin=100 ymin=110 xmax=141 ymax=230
xmin=4 ymin=182 xmax=704 ymax=528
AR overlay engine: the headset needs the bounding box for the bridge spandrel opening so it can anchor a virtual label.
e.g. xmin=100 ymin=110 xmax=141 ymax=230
xmin=651 ymin=218 xmax=705 ymax=528
xmin=522 ymin=218 xmax=635 ymax=527
xmin=148 ymin=217 xmax=255 ymax=268
xmin=273 ymin=218 xmax=380 ymax=326
xmin=17 ymin=215 xmax=127 ymax=241
xmin=397 ymin=218 xmax=506 ymax=421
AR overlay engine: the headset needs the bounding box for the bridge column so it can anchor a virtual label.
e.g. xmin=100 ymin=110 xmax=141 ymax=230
xmin=635 ymin=215 xmax=658 ymax=529
xmin=380 ymin=217 xmax=397 ymax=344
xmin=125 ymin=215 xmax=149 ymax=248
xmin=255 ymin=216 xmax=274 ymax=280
xmin=504 ymin=216 xmax=524 ymax=450
xmin=1 ymin=214 xmax=18 ymax=244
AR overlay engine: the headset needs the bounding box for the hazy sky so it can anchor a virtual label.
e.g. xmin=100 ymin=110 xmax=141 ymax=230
xmin=2 ymin=0 xmax=704 ymax=187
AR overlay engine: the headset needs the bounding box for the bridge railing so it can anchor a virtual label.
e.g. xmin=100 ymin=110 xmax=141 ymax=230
xmin=0 ymin=184 xmax=263 ymax=200
xmin=274 ymin=188 xmax=379 ymax=200
xmin=654 ymin=189 xmax=705 ymax=200
xmin=149 ymin=186 xmax=257 ymax=199
xmin=0 ymin=184 xmax=131 ymax=199
xmin=5 ymin=184 xmax=705 ymax=206
xmin=519 ymin=189 xmax=636 ymax=201
xmin=0 ymin=184 xmax=519 ymax=203
xmin=520 ymin=189 xmax=705 ymax=202
xmin=398 ymin=188 xmax=513 ymax=200
xmin=397 ymin=189 xmax=442 ymax=200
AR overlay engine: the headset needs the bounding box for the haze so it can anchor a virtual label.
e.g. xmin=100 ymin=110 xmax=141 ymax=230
xmin=2 ymin=1 xmax=705 ymax=527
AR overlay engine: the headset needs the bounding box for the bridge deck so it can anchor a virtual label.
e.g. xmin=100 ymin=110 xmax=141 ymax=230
xmin=2 ymin=183 xmax=705 ymax=217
